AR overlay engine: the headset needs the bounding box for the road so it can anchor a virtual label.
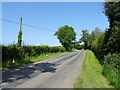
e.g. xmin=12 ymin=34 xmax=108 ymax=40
xmin=1 ymin=51 xmax=86 ymax=88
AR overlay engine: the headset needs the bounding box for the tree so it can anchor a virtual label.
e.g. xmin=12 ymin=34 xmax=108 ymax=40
xmin=91 ymin=28 xmax=103 ymax=40
xmin=80 ymin=28 xmax=103 ymax=50
xmin=79 ymin=30 xmax=90 ymax=49
xmin=54 ymin=25 xmax=76 ymax=51
xmin=72 ymin=41 xmax=83 ymax=50
xmin=17 ymin=17 xmax=22 ymax=47
xmin=104 ymin=2 xmax=120 ymax=54
xmin=91 ymin=2 xmax=120 ymax=60
xmin=91 ymin=32 xmax=105 ymax=61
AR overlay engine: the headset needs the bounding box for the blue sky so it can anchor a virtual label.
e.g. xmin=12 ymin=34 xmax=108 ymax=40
xmin=2 ymin=2 xmax=109 ymax=46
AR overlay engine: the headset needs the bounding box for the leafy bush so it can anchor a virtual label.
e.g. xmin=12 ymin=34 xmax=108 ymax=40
xmin=2 ymin=44 xmax=21 ymax=61
xmin=91 ymin=33 xmax=106 ymax=63
xmin=2 ymin=45 xmax=66 ymax=62
xmin=102 ymin=53 xmax=120 ymax=88
xmin=59 ymin=46 xmax=66 ymax=52
xmin=50 ymin=46 xmax=65 ymax=53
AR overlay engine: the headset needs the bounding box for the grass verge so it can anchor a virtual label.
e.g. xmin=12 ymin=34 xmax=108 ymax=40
xmin=74 ymin=51 xmax=114 ymax=88
xmin=2 ymin=52 xmax=69 ymax=70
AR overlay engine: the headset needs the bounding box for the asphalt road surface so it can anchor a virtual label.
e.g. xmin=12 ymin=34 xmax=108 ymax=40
xmin=1 ymin=50 xmax=86 ymax=88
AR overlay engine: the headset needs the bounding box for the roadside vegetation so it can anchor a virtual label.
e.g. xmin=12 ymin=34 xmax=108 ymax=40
xmin=2 ymin=1 xmax=120 ymax=88
xmin=2 ymin=45 xmax=68 ymax=70
xmin=74 ymin=51 xmax=113 ymax=88
xmin=102 ymin=53 xmax=120 ymax=88
xmin=77 ymin=2 xmax=120 ymax=88
xmin=2 ymin=24 xmax=82 ymax=70
xmin=2 ymin=50 xmax=69 ymax=70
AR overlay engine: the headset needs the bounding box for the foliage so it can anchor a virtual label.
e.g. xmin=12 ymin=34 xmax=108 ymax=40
xmin=79 ymin=30 xmax=90 ymax=49
xmin=54 ymin=25 xmax=76 ymax=51
xmin=102 ymin=53 xmax=120 ymax=88
xmin=2 ymin=45 xmax=66 ymax=62
xmin=73 ymin=41 xmax=84 ymax=50
xmin=91 ymin=32 xmax=106 ymax=62
xmin=50 ymin=46 xmax=65 ymax=53
xmin=17 ymin=17 xmax=22 ymax=47
xmin=17 ymin=30 xmax=22 ymax=47
xmin=91 ymin=2 xmax=120 ymax=59
xmin=103 ymin=2 xmax=120 ymax=54
xmin=80 ymin=28 xmax=103 ymax=50
xmin=90 ymin=2 xmax=120 ymax=88
xmin=90 ymin=28 xmax=103 ymax=43
xmin=105 ymin=24 xmax=120 ymax=54
xmin=104 ymin=2 xmax=120 ymax=26
xmin=2 ymin=44 xmax=21 ymax=62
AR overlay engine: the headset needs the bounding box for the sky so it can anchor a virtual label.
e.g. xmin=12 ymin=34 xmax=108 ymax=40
xmin=2 ymin=2 xmax=109 ymax=46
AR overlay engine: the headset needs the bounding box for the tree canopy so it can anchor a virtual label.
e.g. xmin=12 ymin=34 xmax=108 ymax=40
xmin=79 ymin=30 xmax=90 ymax=49
xmin=80 ymin=28 xmax=103 ymax=50
xmin=54 ymin=25 xmax=76 ymax=51
xmin=104 ymin=2 xmax=120 ymax=54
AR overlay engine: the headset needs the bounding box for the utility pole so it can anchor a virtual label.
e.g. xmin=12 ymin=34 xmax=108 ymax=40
xmin=17 ymin=17 xmax=22 ymax=47
xmin=20 ymin=17 xmax=22 ymax=31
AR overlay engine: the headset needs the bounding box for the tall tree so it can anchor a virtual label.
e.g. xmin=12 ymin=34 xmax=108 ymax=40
xmin=79 ymin=30 xmax=90 ymax=49
xmin=104 ymin=2 xmax=120 ymax=54
xmin=17 ymin=17 xmax=22 ymax=47
xmin=90 ymin=28 xmax=103 ymax=46
xmin=54 ymin=25 xmax=76 ymax=51
xmin=91 ymin=2 xmax=120 ymax=60
xmin=91 ymin=28 xmax=103 ymax=39
xmin=80 ymin=28 xmax=103 ymax=50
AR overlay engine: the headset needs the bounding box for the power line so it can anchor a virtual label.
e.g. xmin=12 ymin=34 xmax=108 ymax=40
xmin=1 ymin=18 xmax=56 ymax=32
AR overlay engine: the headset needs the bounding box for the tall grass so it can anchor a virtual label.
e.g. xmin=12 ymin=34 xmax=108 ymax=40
xmin=74 ymin=51 xmax=113 ymax=88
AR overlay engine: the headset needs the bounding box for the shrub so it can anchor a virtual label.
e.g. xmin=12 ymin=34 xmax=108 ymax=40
xmin=50 ymin=46 xmax=65 ymax=53
xmin=2 ymin=44 xmax=20 ymax=62
xmin=91 ymin=33 xmax=106 ymax=63
xmin=2 ymin=45 xmax=66 ymax=62
xmin=51 ymin=46 xmax=59 ymax=52
xmin=22 ymin=46 xmax=33 ymax=56
xmin=102 ymin=53 xmax=120 ymax=88
xmin=59 ymin=46 xmax=66 ymax=52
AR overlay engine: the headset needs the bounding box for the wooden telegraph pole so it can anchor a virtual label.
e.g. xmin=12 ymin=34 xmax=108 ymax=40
xmin=17 ymin=17 xmax=22 ymax=47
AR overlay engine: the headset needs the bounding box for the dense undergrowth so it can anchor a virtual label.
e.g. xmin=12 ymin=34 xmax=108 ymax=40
xmin=102 ymin=53 xmax=120 ymax=88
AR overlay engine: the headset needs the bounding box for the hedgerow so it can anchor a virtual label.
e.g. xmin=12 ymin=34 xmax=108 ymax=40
xmin=2 ymin=44 xmax=66 ymax=62
xmin=102 ymin=53 xmax=120 ymax=88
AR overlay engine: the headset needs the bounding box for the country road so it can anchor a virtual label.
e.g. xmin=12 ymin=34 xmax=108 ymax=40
xmin=1 ymin=51 xmax=86 ymax=88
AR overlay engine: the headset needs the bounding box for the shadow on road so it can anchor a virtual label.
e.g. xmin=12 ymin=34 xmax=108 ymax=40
xmin=2 ymin=62 xmax=58 ymax=83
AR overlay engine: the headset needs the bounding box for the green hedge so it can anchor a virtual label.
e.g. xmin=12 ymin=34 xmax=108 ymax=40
xmin=91 ymin=33 xmax=106 ymax=62
xmin=2 ymin=45 xmax=66 ymax=62
xmin=102 ymin=53 xmax=120 ymax=88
